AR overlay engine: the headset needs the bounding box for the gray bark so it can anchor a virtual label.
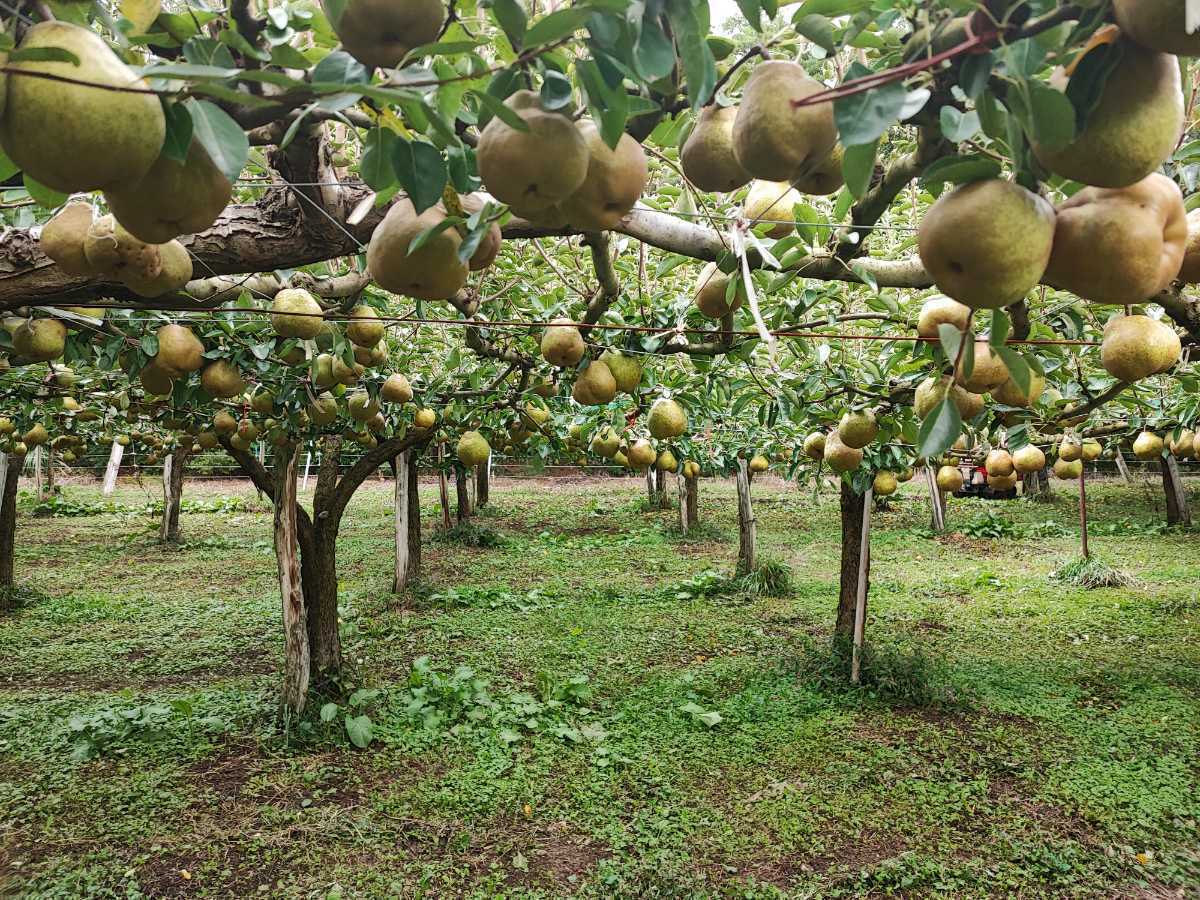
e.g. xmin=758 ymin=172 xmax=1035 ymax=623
xmin=735 ymin=459 xmax=756 ymax=576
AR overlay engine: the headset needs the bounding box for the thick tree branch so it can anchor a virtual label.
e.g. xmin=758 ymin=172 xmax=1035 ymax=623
xmin=220 ymin=436 xmax=314 ymax=547
xmin=582 ymin=231 xmax=619 ymax=329
xmin=1056 ymin=381 xmax=1131 ymax=422
xmin=328 ymin=430 xmax=434 ymax=524
xmin=1157 ymin=286 xmax=1200 ymax=344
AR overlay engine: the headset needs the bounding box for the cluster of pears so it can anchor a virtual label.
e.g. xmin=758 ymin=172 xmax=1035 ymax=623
xmin=1135 ymin=426 xmax=1200 ymax=460
xmin=538 ymin=321 xmax=645 ymax=408
xmin=476 ymin=91 xmax=648 ymax=231
xmin=136 ymin=323 xmax=245 ymax=401
xmin=919 ymin=19 xmax=1198 ymax=312
xmin=41 ymin=204 xmax=193 ymax=298
xmin=800 ymin=409 xmax=878 ymax=474
xmin=367 ymin=193 xmax=501 ymax=301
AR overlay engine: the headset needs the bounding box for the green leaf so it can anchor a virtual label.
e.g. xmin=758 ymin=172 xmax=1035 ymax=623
xmin=1065 ymin=38 xmax=1123 ymax=125
xmin=792 ymin=13 xmax=834 ymax=51
xmin=23 ymin=174 xmax=67 ymax=209
xmin=939 ymin=107 xmax=979 ymax=143
xmin=345 ymin=714 xmax=373 ymax=748
xmin=311 ymin=49 xmax=369 ymax=84
xmin=393 ymin=140 xmax=448 ymax=214
xmin=524 ymin=7 xmax=593 ymax=46
xmin=995 ymin=345 xmax=1031 ymax=396
xmin=834 ymin=64 xmax=905 ymax=146
xmin=0 ymin=148 xmax=18 ymax=182
xmin=916 ymin=396 xmax=962 ymax=459
xmin=794 ymin=0 xmax=871 ymax=15
xmin=185 ymin=98 xmax=249 ymax=183
xmin=937 ymin=322 xmax=963 ymax=363
xmin=634 ymin=17 xmax=675 ymax=81
xmin=958 ymin=51 xmax=993 ymax=100
xmin=842 ymin=139 xmax=877 ymax=198
xmin=539 ymin=69 xmax=573 ymax=110
xmin=919 ymin=154 xmax=1001 ymax=191
xmin=1023 ymin=79 xmax=1076 ymax=150
xmin=667 ymin=0 xmax=716 ymax=110
xmin=320 ymin=702 xmax=339 ymax=722
xmin=735 ymin=0 xmax=761 ymax=31
xmin=360 ymin=128 xmax=397 ymax=191
xmin=491 ymin=0 xmax=528 ymax=50
xmin=989 ymin=309 xmax=1011 ymax=348
xmin=160 ymin=101 xmax=193 ymax=164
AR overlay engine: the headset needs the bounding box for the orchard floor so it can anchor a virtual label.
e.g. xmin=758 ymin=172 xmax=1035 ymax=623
xmin=1 ymin=472 xmax=1198 ymax=899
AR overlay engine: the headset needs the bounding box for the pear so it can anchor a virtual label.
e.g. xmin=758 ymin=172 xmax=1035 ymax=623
xmin=12 ymin=318 xmax=66 ymax=362
xmin=556 ymin=121 xmax=647 ymax=231
xmin=1043 ymin=174 xmax=1186 ymax=304
xmin=1082 ymin=439 xmax=1103 ymax=462
xmin=837 ymin=409 xmax=877 ymax=449
xmin=155 ymin=324 xmax=205 ymax=375
xmin=307 ymin=393 xmax=338 ymax=426
xmin=312 ymin=354 xmax=337 ymax=389
xmin=731 ymin=61 xmax=837 ymax=182
xmin=122 ymin=240 xmax=192 ymax=298
xmin=802 ymin=431 xmax=826 ymax=460
xmin=0 ymin=23 xmax=165 ymax=192
xmin=873 ymin=470 xmax=898 ymax=496
xmin=992 ymin=370 xmax=1046 ymax=408
xmin=936 ymin=465 xmax=964 ymax=492
xmin=540 ymin=319 xmax=585 ymax=367
xmin=104 ymin=139 xmax=232 ymax=243
xmin=612 ymin=450 xmax=629 ymax=468
xmin=381 ymin=373 xmax=413 ymax=403
xmin=251 ymin=388 xmax=275 ymax=415
xmin=744 ymin=180 xmax=800 ymax=238
xmin=347 ymin=391 xmax=380 ymax=422
xmin=333 ymin=357 xmax=363 ymax=386
xmin=657 ymin=450 xmax=679 ymax=473
xmin=83 ymin=215 xmax=161 ymax=283
xmin=590 ymin=427 xmax=620 ymax=458
xmin=748 ymin=454 xmax=769 ymax=474
xmin=477 ymin=91 xmax=589 ymax=213
xmin=1059 ymin=439 xmax=1082 ymax=462
xmin=598 ymin=350 xmax=642 ymax=394
xmin=824 ymin=431 xmax=863 ymax=473
xmin=1114 ymin=0 xmax=1200 ymax=55
xmin=456 ymin=430 xmax=491 ymax=467
xmin=1032 ymin=33 xmax=1183 ymax=188
xmin=793 ymin=145 xmax=844 ymax=195
xmin=271 ymin=289 xmax=325 ymax=339
xmin=1133 ymin=431 xmax=1164 ymax=459
xmin=367 ymin=198 xmax=468 ymax=300
xmin=918 ymin=179 xmax=1055 ymax=309
xmin=1177 ymin=209 xmax=1200 ymax=284
xmin=460 ymin=193 xmax=502 ymax=271
xmin=212 ymin=409 xmax=237 ymax=436
xmin=1053 ymin=458 xmax=1083 ymax=479
xmin=521 ymin=401 xmax=550 ymax=429
xmin=987 ymin=472 xmax=1018 ymax=491
xmin=346 ymin=304 xmax=385 ymax=347
xmin=693 ymin=263 xmax=745 ymax=319
xmin=985 ymin=449 xmax=1014 ymax=477
xmin=1169 ymin=429 xmax=1195 ymax=458
xmin=627 ymin=439 xmax=656 ymax=470
xmin=200 ymin=360 xmax=246 ymax=398
xmin=1101 ymin=314 xmax=1181 ymax=381
xmin=914 ymin=375 xmax=984 ymax=420
xmin=572 ymin=359 xmax=617 ymax=406
xmin=916 ymin=295 xmax=972 ymax=339
xmin=22 ymin=424 xmax=49 ymax=447
xmin=1012 ymin=444 xmax=1046 ymax=473
xmin=682 ymin=460 xmax=701 ymax=479
xmin=680 ymin=105 xmax=751 ymax=193
xmin=324 ymin=0 xmax=443 ymax=68
xmin=648 ymin=398 xmax=687 ymax=439
xmin=414 ymin=408 xmax=437 ymax=429
xmin=39 ymin=202 xmax=97 ymax=276
xmin=139 ymin=361 xmax=175 ymax=397
xmin=955 ymin=341 xmax=1009 ymax=394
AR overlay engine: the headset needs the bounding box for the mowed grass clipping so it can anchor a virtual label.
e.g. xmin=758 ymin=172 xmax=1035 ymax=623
xmin=0 ymin=472 xmax=1197 ymax=898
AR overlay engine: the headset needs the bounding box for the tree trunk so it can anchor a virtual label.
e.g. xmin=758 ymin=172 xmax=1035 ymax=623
xmin=437 ymin=445 xmax=451 ymax=529
xmin=102 ymin=440 xmax=123 ymax=496
xmin=924 ymin=464 xmax=945 ymax=532
xmin=0 ymin=452 xmax=18 ymax=592
xmin=655 ymin=470 xmax=669 ymax=509
xmin=1078 ymin=466 xmax=1090 ymax=559
xmin=836 ymin=482 xmax=870 ymax=643
xmin=34 ymin=447 xmax=44 ymax=503
xmin=1162 ymin=456 xmax=1192 ymax=526
xmin=735 ymin=459 xmax=756 ymax=576
xmin=677 ymin=470 xmax=688 ymax=534
xmin=407 ymin=451 xmax=421 ymax=579
xmin=394 ymin=450 xmax=420 ymax=592
xmin=686 ymin=475 xmax=699 ymax=528
xmin=274 ymin=445 xmax=310 ymax=716
xmin=304 ymin=435 xmax=343 ymax=686
xmin=455 ymin=464 xmax=471 ymax=522
xmin=475 ymin=454 xmax=490 ymax=507
xmin=850 ymin=487 xmax=874 ymax=684
xmin=158 ymin=444 xmax=188 ymax=544
xmin=1023 ymin=466 xmax=1053 ymax=501
xmin=645 ymin=466 xmax=656 ymax=506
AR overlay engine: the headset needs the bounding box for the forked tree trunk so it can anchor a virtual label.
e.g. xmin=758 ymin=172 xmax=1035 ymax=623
xmin=475 ymin=454 xmax=490 ymax=507
xmin=0 ymin=451 xmax=18 ymax=592
xmin=455 ymin=464 xmax=471 ymax=522
xmin=274 ymin=446 xmax=309 ymax=716
xmin=158 ymin=444 xmax=189 ymax=544
xmin=1163 ymin=457 xmax=1192 ymax=526
xmin=685 ymin=475 xmax=699 ymax=528
xmin=102 ymin=440 xmax=123 ymax=496
xmin=836 ymin=482 xmax=870 ymax=642
xmin=735 ymin=458 xmax=756 ymax=576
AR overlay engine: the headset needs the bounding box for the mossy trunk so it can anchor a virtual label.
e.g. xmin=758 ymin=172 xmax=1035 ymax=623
xmin=836 ymin=482 xmax=869 ymax=642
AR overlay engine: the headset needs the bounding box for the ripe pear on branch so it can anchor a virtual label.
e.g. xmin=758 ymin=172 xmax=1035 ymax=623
xmin=693 ymin=263 xmax=745 ymax=319
xmin=1043 ymin=174 xmax=1186 ymax=304
xmin=39 ymin=202 xmax=98 ymax=277
xmin=648 ymin=398 xmax=687 ymax=439
xmin=1100 ymin=314 xmax=1181 ymax=382
xmin=322 ymin=0 xmax=444 ymax=69
xmin=1113 ymin=0 xmax=1200 ymax=55
xmin=680 ymin=105 xmax=751 ymax=193
xmin=744 ymin=181 xmax=801 ymax=239
xmin=555 ymin=121 xmax=648 ymax=231
xmin=571 ymin=359 xmax=617 ymax=406
xmin=367 ymin=198 xmax=468 ymax=300
xmin=271 ymin=289 xmax=325 ymax=340
xmin=731 ymin=61 xmax=837 ymax=184
xmin=916 ymin=295 xmax=972 ymax=339
xmin=540 ymin=319 xmax=585 ymax=367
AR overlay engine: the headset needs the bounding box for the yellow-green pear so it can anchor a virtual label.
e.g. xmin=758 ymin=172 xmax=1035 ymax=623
xmin=271 ymin=289 xmax=325 ymax=339
xmin=200 ymin=360 xmax=246 ymax=398
xmin=748 ymin=454 xmax=769 ymax=473
xmin=323 ymin=0 xmax=443 ymax=68
xmin=916 ymin=295 xmax=972 ymax=339
xmin=732 ymin=61 xmax=837 ymax=182
xmin=557 ymin=120 xmax=647 ymax=231
xmin=744 ymin=180 xmax=800 ymax=238
xmin=837 ymin=410 xmax=877 ymax=449
xmin=1114 ymin=0 xmax=1200 ymax=55
xmin=1101 ymin=314 xmax=1181 ymax=381
xmin=648 ymin=398 xmax=687 ymax=439
xmin=1012 ymin=444 xmax=1046 ymax=473
xmin=572 ymin=359 xmax=617 ymax=406
xmin=456 ymin=430 xmax=491 ymax=467
xmin=693 ymin=263 xmax=745 ymax=319
xmin=985 ymin=449 xmax=1014 ymax=477
xmin=680 ymin=104 xmax=751 ymax=193
xmin=992 ymin=370 xmax=1046 ymax=408
xmin=803 ymin=431 xmax=826 ymax=460
xmin=873 ymin=470 xmax=898 ymax=496
xmin=367 ymin=199 xmax=468 ymax=300
xmin=1054 ymin=458 xmax=1083 ymax=479
xmin=936 ymin=464 xmax=964 ymax=492
xmin=657 ymin=450 xmax=679 ymax=473
xmin=955 ymin=341 xmax=1009 ymax=394
xmin=381 ymin=373 xmax=413 ymax=403
xmin=122 ymin=240 xmax=192 ymax=298
xmin=824 ymin=431 xmax=862 ymax=473
xmin=627 ymin=439 xmax=656 ymax=469
xmin=1133 ymin=431 xmax=1164 ymax=459
xmin=12 ymin=318 xmax=66 ymax=362
xmin=39 ymin=202 xmax=97 ymax=276
xmin=598 ymin=350 xmax=642 ymax=394
xmin=346 ymin=304 xmax=385 ymax=347
xmin=104 ymin=139 xmax=232 ymax=242
xmin=155 ymin=324 xmax=205 ymax=375
xmin=540 ymin=319 xmax=585 ymax=367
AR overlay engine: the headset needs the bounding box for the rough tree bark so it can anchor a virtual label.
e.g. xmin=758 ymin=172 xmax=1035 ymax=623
xmin=455 ymin=464 xmax=472 ymax=523
xmin=645 ymin=467 xmax=656 ymax=507
xmin=1023 ymin=466 xmax=1053 ymax=501
xmin=437 ymin=445 xmax=451 ymax=529
xmin=735 ymin=459 xmax=756 ymax=576
xmin=685 ymin=475 xmax=699 ymax=529
xmin=677 ymin=469 xmax=688 ymax=534
xmin=0 ymin=452 xmax=18 ymax=592
xmin=102 ymin=440 xmax=124 ymax=496
xmin=274 ymin=445 xmax=309 ymax=716
xmin=836 ymin=483 xmax=870 ymax=643
xmin=158 ymin=444 xmax=190 ymax=544
xmin=1162 ymin=457 xmax=1192 ymax=526
xmin=475 ymin=454 xmax=490 ymax=507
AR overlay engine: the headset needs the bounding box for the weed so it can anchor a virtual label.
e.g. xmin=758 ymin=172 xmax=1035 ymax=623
xmin=430 ymin=520 xmax=506 ymax=547
xmin=794 ymin=637 xmax=969 ymax=708
xmin=735 ymin=555 xmax=794 ymax=596
xmin=66 ymin=700 xmax=227 ymax=761
xmin=961 ymin=508 xmax=1021 ymax=539
xmin=1051 ymin=555 xmax=1138 ymax=589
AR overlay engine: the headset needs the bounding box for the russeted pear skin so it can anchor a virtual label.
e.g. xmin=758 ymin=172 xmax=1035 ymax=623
xmin=155 ymin=324 xmax=205 ymax=375
xmin=955 ymin=341 xmax=1009 ymax=393
xmin=84 ymin=215 xmax=160 ymax=282
xmin=1100 ymin=314 xmax=1181 ymax=381
xmin=1114 ymin=0 xmax=1200 ymax=55
xmin=122 ymin=240 xmax=192 ymax=298
xmin=992 ymin=370 xmax=1046 ymax=408
xmin=824 ymin=432 xmax=862 ymax=473
xmin=918 ymin=179 xmax=1055 ymax=310
xmin=556 ymin=121 xmax=647 ymax=230
xmin=381 ymin=373 xmax=413 ymax=403
xmin=914 ymin=376 xmax=984 ymax=420
xmin=540 ymin=319 xmax=585 ymax=367
xmin=12 ymin=318 xmax=66 ymax=362
xmin=367 ymin=199 xmax=468 ymax=300
xmin=477 ymin=91 xmax=589 ymax=212
xmin=271 ymin=289 xmax=325 ymax=339
xmin=985 ymin=449 xmax=1014 ymax=477
xmin=648 ymin=398 xmax=687 ymax=439
xmin=1133 ymin=431 xmax=1164 ymax=459
xmin=936 ymin=465 xmax=964 ymax=492
xmin=0 ymin=23 xmax=165 ymax=192
xmin=1012 ymin=444 xmax=1046 ymax=473
xmin=1178 ymin=209 xmax=1200 ymax=283
xmin=572 ymin=360 xmax=617 ymax=406
xmin=1059 ymin=439 xmax=1082 ymax=462
xmin=346 ymin=304 xmax=385 ymax=348
xmin=324 ymin=0 xmax=443 ymax=68
xmin=1054 ymin=458 xmax=1083 ymax=479
xmin=744 ymin=181 xmax=800 ymax=238
xmin=200 ymin=360 xmax=246 ymax=398
xmin=680 ymin=105 xmax=751 ymax=193
xmin=457 ymin=430 xmax=491 ymax=467
xmin=916 ymin=295 xmax=972 ymax=339
xmin=732 ymin=61 xmax=837 ymax=182
xmin=104 ymin=140 xmax=232 ymax=243
xmin=803 ymin=431 xmax=825 ymax=460
xmin=1032 ymin=35 xmax=1184 ymax=188
xmin=792 ymin=145 xmax=844 ymax=195
xmin=693 ymin=263 xmax=744 ymax=319
xmin=598 ymin=350 xmax=641 ymax=394
xmin=873 ymin=470 xmax=898 ymax=496
xmin=40 ymin=202 xmax=96 ymax=276
xmin=1043 ymin=174 xmax=1186 ymax=303
xmin=837 ymin=410 xmax=877 ymax=449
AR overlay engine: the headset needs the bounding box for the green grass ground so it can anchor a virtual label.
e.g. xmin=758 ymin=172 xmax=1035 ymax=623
xmin=0 ymin=470 xmax=1197 ymax=898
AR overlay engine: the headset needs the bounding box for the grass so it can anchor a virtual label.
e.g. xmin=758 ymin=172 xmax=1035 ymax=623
xmin=1051 ymin=555 xmax=1138 ymax=589
xmin=0 ymin=472 xmax=1198 ymax=897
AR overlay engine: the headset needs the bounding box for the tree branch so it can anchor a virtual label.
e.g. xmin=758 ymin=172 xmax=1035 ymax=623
xmin=1056 ymin=381 xmax=1130 ymax=422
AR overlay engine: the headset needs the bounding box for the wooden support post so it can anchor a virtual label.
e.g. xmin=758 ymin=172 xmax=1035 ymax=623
xmin=1078 ymin=465 xmax=1090 ymax=560
xmin=33 ymin=446 xmax=44 ymax=503
xmin=735 ymin=458 xmax=756 ymax=576
xmin=102 ymin=440 xmax=123 ymax=496
xmin=851 ymin=486 xmax=874 ymax=685
xmin=645 ymin=466 xmax=656 ymax=506
xmin=1114 ymin=452 xmax=1131 ymax=483
xmin=0 ymin=450 xmax=19 ymax=591
xmin=274 ymin=446 xmax=309 ymax=716
xmin=475 ymin=453 xmax=490 ymax=507
xmin=1162 ymin=456 xmax=1192 ymax=526
xmin=677 ymin=469 xmax=688 ymax=534
xmin=686 ymin=474 xmax=699 ymax=528
xmin=159 ymin=445 xmax=188 ymax=544
xmin=925 ymin=464 xmax=945 ymax=532
xmin=437 ymin=444 xmax=451 ymax=529
xmin=45 ymin=448 xmax=54 ymax=496
xmin=301 ymin=447 xmax=312 ymax=491
xmin=394 ymin=450 xmax=413 ymax=592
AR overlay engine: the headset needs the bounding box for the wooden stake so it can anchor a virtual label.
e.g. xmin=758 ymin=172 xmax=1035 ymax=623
xmin=735 ymin=458 xmax=756 ymax=575
xmin=1078 ymin=464 xmax=1089 ymax=559
xmin=102 ymin=440 xmax=123 ymax=496
xmin=394 ymin=449 xmax=411 ymax=592
xmin=677 ymin=468 xmax=688 ymax=534
xmin=34 ymin=446 xmax=44 ymax=503
xmin=301 ymin=447 xmax=312 ymax=491
xmin=437 ymin=444 xmax=451 ymax=529
xmin=924 ymin=464 xmax=945 ymax=532
xmin=1113 ymin=452 xmax=1131 ymax=483
xmin=851 ymin=486 xmax=874 ymax=685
